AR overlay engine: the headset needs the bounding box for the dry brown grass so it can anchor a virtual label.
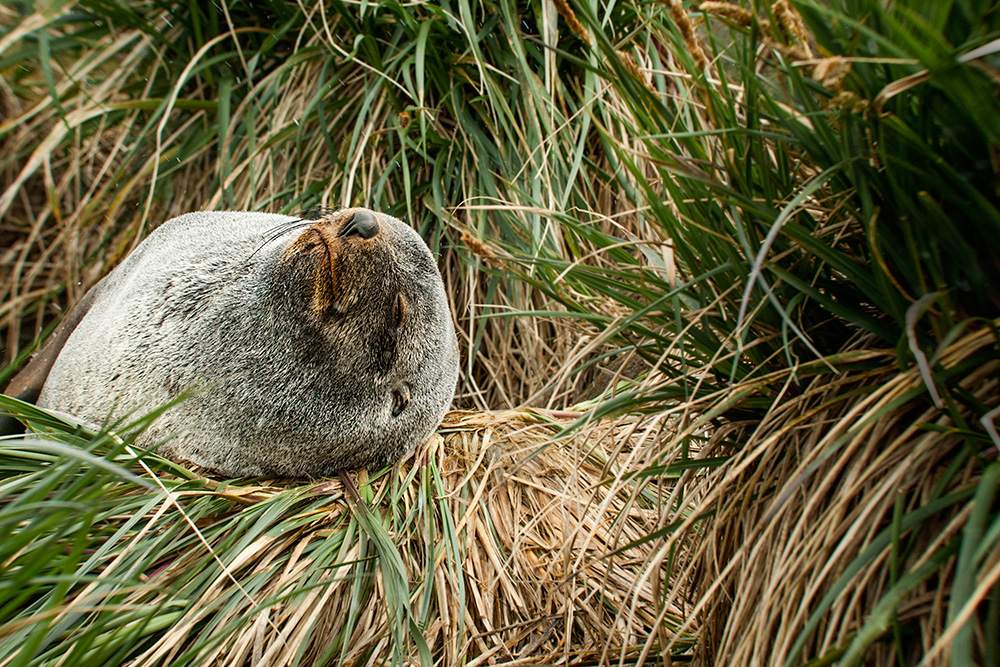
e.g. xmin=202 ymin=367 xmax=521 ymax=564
xmin=4 ymin=2 xmax=999 ymax=665
xmin=74 ymin=409 xmax=703 ymax=666
xmin=658 ymin=326 xmax=1000 ymax=665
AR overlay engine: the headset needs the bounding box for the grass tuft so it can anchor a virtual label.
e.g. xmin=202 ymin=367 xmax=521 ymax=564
xmin=0 ymin=406 xmax=697 ymax=665
xmin=2 ymin=0 xmax=999 ymax=664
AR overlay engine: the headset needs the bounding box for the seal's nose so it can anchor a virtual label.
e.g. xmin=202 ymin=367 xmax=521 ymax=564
xmin=339 ymin=210 xmax=380 ymax=240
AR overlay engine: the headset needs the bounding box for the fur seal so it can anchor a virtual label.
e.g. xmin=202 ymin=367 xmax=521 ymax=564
xmin=2 ymin=209 xmax=460 ymax=478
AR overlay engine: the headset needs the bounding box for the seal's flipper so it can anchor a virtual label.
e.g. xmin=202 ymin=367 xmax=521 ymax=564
xmin=0 ymin=284 xmax=103 ymax=435
xmin=0 ymin=413 xmax=26 ymax=437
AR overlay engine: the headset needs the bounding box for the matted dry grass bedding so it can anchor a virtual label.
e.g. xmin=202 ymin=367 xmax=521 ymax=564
xmin=1 ymin=408 xmax=704 ymax=666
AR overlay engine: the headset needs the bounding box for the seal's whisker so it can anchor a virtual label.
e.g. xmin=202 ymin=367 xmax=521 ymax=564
xmin=261 ymin=219 xmax=313 ymax=242
xmin=264 ymin=218 xmax=311 ymax=236
xmin=246 ymin=219 xmax=314 ymax=263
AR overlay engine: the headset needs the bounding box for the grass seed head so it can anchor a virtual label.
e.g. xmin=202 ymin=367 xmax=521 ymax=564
xmin=812 ymin=56 xmax=852 ymax=90
xmin=699 ymin=2 xmax=754 ymax=28
xmin=667 ymin=0 xmax=709 ymax=70
xmin=460 ymin=229 xmax=503 ymax=268
xmin=773 ymin=0 xmax=814 ymax=58
xmin=553 ymin=0 xmax=592 ymax=46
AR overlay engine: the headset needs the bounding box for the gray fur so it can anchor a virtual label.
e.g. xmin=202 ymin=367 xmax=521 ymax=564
xmin=37 ymin=210 xmax=460 ymax=478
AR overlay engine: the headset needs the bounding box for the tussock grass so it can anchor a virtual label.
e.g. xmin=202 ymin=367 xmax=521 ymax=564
xmin=665 ymin=324 xmax=1000 ymax=664
xmin=2 ymin=0 xmax=1000 ymax=665
xmin=0 ymin=407 xmax=698 ymax=666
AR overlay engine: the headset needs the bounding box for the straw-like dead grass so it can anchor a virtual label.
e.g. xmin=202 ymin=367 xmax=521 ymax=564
xmin=4 ymin=1 xmax=999 ymax=665
xmin=24 ymin=409 xmax=695 ymax=667
xmin=668 ymin=324 xmax=1000 ymax=665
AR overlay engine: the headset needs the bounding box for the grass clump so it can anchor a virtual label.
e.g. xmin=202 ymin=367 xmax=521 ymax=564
xmin=1 ymin=0 xmax=999 ymax=665
xmin=0 ymin=404 xmax=695 ymax=666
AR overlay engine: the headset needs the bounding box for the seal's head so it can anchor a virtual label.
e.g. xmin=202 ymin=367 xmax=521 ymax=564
xmin=258 ymin=208 xmax=460 ymax=475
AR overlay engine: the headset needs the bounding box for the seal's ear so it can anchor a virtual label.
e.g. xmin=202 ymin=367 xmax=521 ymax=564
xmin=0 ymin=284 xmax=103 ymax=435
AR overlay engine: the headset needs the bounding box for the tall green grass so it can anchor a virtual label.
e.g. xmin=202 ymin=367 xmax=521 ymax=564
xmin=1 ymin=0 xmax=663 ymax=407
xmin=0 ymin=397 xmax=434 ymax=666
xmin=2 ymin=0 xmax=999 ymax=664
xmin=545 ymin=1 xmax=1000 ymax=663
xmin=0 ymin=400 xmax=683 ymax=666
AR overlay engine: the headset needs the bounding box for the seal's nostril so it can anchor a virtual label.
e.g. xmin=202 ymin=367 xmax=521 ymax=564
xmin=339 ymin=210 xmax=380 ymax=239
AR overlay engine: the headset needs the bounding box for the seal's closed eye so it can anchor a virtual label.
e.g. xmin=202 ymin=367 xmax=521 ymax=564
xmin=392 ymin=384 xmax=410 ymax=417
xmin=394 ymin=293 xmax=407 ymax=329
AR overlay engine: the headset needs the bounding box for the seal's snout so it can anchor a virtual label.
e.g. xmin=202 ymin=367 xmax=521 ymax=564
xmin=339 ymin=210 xmax=379 ymax=240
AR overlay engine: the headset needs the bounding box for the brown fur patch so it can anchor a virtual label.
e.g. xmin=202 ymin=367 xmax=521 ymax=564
xmin=286 ymin=209 xmax=384 ymax=319
xmin=285 ymin=227 xmax=339 ymax=319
